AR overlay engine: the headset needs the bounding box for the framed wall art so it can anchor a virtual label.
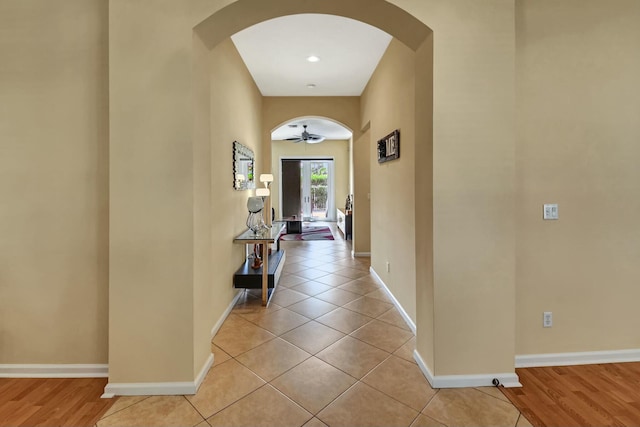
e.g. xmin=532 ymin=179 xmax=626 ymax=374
xmin=377 ymin=129 xmax=400 ymax=163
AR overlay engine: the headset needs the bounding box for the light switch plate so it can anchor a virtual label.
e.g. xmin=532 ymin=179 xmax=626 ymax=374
xmin=543 ymin=204 xmax=559 ymax=220
xmin=543 ymin=311 xmax=553 ymax=328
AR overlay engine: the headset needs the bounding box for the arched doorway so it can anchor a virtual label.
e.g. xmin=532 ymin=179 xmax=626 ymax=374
xmin=192 ymin=0 xmax=435 ymax=388
xmin=107 ymin=0 xmax=433 ymax=395
xmin=270 ymin=116 xmax=353 ymax=223
xmin=108 ymin=0 xmax=520 ymax=394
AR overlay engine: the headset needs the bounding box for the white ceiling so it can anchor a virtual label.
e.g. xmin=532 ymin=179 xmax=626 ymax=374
xmin=231 ymin=14 xmax=392 ymax=97
xmin=232 ymin=14 xmax=391 ymax=142
xmin=271 ymin=117 xmax=353 ymax=141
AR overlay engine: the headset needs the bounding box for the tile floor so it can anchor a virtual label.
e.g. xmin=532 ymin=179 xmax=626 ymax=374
xmin=97 ymin=224 xmax=533 ymax=427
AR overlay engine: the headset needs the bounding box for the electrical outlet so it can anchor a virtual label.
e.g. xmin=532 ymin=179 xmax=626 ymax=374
xmin=543 ymin=311 xmax=553 ymax=328
xmin=386 ymin=261 xmax=390 ymax=272
xmin=543 ymin=204 xmax=559 ymax=220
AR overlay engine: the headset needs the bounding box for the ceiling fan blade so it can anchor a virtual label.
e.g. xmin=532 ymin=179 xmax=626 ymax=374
xmin=282 ymin=125 xmax=325 ymax=144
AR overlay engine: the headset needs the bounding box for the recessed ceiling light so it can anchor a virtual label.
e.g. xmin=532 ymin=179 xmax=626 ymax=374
xmin=306 ymin=55 xmax=320 ymax=63
xmin=307 ymin=84 xmax=316 ymax=89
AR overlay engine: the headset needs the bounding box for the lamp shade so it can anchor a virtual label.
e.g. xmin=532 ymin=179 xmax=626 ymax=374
xmin=259 ymin=174 xmax=274 ymax=183
xmin=256 ymin=188 xmax=270 ymax=197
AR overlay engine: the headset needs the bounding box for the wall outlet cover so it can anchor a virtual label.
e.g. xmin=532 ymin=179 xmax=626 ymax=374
xmin=543 ymin=204 xmax=559 ymax=220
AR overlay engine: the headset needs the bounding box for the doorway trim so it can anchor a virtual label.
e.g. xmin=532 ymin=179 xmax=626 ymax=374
xmin=279 ymin=156 xmax=336 ymax=221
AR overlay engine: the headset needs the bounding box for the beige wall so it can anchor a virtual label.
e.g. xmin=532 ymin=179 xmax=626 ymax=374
xmin=18 ymin=0 xmax=640 ymax=388
xmin=262 ymin=97 xmax=361 ymax=167
xmin=262 ymin=96 xmax=361 ymax=228
xmin=270 ymin=140 xmax=349 ymax=221
xmin=192 ymin=23 xmax=212 ymax=379
xmin=515 ymin=0 xmax=640 ymax=355
xmin=0 ymin=0 xmax=109 ymax=364
xmin=2 ymin=0 xmax=521 ymax=385
xmin=408 ymin=0 xmax=517 ymax=376
xmin=414 ymin=34 xmax=435 ymax=371
xmin=192 ymin=36 xmax=263 ymax=375
xmin=108 ymin=0 xmax=196 ymax=383
xmin=361 ymin=39 xmax=417 ymax=322
xmin=353 ymin=129 xmax=371 ymax=255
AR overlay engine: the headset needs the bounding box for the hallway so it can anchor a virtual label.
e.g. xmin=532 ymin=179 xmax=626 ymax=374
xmin=97 ymin=226 xmax=530 ymax=426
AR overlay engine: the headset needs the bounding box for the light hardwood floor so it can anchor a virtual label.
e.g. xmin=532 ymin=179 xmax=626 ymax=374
xmin=501 ymin=362 xmax=640 ymax=427
xmin=0 ymin=377 xmax=114 ymax=427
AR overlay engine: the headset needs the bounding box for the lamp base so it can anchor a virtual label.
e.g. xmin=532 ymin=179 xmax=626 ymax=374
xmin=251 ymin=244 xmax=263 ymax=270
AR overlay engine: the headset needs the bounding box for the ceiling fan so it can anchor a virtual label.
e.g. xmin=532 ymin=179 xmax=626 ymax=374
xmin=284 ymin=125 xmax=325 ymax=144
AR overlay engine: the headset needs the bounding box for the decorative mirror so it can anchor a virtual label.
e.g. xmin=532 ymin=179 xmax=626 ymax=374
xmin=233 ymin=141 xmax=255 ymax=190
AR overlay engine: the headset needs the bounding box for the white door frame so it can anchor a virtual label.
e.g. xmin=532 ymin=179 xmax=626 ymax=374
xmin=279 ymin=156 xmax=336 ymax=221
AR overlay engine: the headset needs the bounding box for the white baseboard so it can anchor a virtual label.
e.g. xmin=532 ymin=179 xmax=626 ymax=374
xmin=368 ymin=267 xmax=521 ymax=389
xmin=352 ymin=251 xmax=371 ymax=258
xmin=103 ymin=381 xmax=196 ymax=397
xmin=104 ymin=290 xmax=242 ymax=397
xmin=0 ymin=364 xmax=108 ymax=378
xmin=413 ymin=350 xmax=435 ymax=386
xmin=194 ymin=353 xmax=214 ymax=391
xmin=516 ymin=348 xmax=640 ymax=368
xmin=414 ymin=350 xmax=521 ymax=388
xmin=369 ymin=267 xmax=416 ymax=334
xmin=102 ymin=355 xmax=215 ymax=398
xmin=211 ymin=289 xmax=243 ymax=338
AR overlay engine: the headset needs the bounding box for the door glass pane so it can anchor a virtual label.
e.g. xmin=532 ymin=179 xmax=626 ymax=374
xmin=310 ymin=161 xmax=328 ymax=219
xmin=300 ymin=162 xmax=307 ymax=219
xmin=282 ymin=159 xmax=333 ymax=221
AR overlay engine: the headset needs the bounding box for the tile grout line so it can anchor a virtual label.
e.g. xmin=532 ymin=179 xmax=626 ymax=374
xmin=420 ymin=389 xmax=450 ymax=427
xmin=474 ymin=385 xmax=515 ymax=404
xmin=223 ymin=293 xmax=414 ymax=372
xmin=515 ymin=412 xmax=522 ymax=427
xmin=196 ymin=370 xmax=270 ymax=422
xmin=182 ymin=395 xmax=208 ymax=425
xmin=313 ymin=378 xmax=363 ymax=422
xmin=356 ymin=353 xmax=438 ymax=418
xmin=236 ymin=350 xmax=313 ymax=385
xmin=97 ymin=396 xmax=152 ymax=422
xmin=216 ymin=241 xmax=437 ymax=425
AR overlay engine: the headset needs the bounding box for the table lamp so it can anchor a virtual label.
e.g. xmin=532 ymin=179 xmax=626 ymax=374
xmin=259 ymin=174 xmax=274 ymax=226
xmin=246 ymin=196 xmax=265 ymax=234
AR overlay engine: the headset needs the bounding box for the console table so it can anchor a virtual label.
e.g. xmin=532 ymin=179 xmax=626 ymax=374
xmin=336 ymin=208 xmax=352 ymax=240
xmin=277 ymin=217 xmax=302 ymax=234
xmin=233 ymin=223 xmax=286 ymax=305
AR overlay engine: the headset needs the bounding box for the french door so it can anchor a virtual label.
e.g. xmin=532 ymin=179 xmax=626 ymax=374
xmin=281 ymin=158 xmax=335 ymax=221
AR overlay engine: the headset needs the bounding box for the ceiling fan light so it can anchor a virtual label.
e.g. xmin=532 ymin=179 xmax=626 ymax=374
xmin=307 ymin=136 xmax=326 ymax=144
xmin=306 ymin=55 xmax=320 ymax=63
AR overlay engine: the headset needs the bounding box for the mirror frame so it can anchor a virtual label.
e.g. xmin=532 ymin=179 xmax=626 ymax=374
xmin=233 ymin=141 xmax=255 ymax=190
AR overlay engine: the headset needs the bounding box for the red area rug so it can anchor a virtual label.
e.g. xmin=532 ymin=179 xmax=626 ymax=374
xmin=280 ymin=225 xmax=335 ymax=241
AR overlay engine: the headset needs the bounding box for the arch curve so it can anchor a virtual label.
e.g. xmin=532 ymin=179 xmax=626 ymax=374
xmin=270 ymin=116 xmax=353 ymax=141
xmin=194 ymin=0 xmax=431 ymax=52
